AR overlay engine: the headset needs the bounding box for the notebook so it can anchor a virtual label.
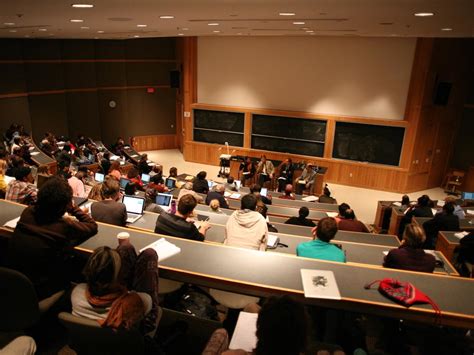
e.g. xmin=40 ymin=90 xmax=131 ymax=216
xmin=94 ymin=172 xmax=104 ymax=183
xmin=267 ymin=234 xmax=280 ymax=249
xmin=140 ymin=238 xmax=181 ymax=262
xmin=260 ymin=187 xmax=268 ymax=197
xmin=141 ymin=173 xmax=150 ymax=186
xmin=229 ymin=312 xmax=258 ymax=352
xmin=122 ymin=195 xmax=145 ymax=223
xmin=156 ymin=193 xmax=173 ymax=210
xmin=300 ymin=269 xmax=341 ymax=300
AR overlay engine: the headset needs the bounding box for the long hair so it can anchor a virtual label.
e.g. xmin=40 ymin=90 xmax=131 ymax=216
xmin=83 ymin=246 xmax=122 ymax=297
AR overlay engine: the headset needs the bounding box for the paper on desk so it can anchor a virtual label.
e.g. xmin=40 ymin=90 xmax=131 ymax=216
xmin=431 ymin=208 xmax=438 ymax=215
xmin=140 ymin=238 xmax=181 ymax=262
xmin=326 ymin=212 xmax=338 ymax=218
xmin=302 ymin=195 xmax=319 ymax=202
xmin=392 ymin=202 xmax=402 ymax=207
xmin=229 ymin=312 xmax=258 ymax=352
xmin=230 ymin=193 xmax=241 ymax=199
xmin=185 ymin=175 xmax=194 ymax=181
xmin=224 ymin=191 xmax=231 ymax=197
xmin=30 ymin=152 xmax=40 ymax=156
xmin=467 ymin=210 xmax=474 ymax=215
xmin=3 ymin=216 xmax=20 ymax=229
xmin=437 ymin=200 xmax=445 ymax=207
xmin=300 ymin=269 xmax=341 ymax=300
xmin=267 ymin=234 xmax=279 ymax=247
xmin=454 ymin=231 xmax=469 ymax=239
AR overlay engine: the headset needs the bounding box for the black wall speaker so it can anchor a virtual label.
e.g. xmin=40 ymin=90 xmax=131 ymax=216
xmin=433 ymin=82 xmax=452 ymax=105
xmin=170 ymin=70 xmax=180 ymax=89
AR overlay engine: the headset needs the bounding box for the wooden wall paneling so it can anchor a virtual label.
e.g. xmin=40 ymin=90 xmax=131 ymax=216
xmin=65 ymin=91 xmax=102 ymax=140
xmin=175 ymin=38 xmax=184 ymax=151
xmin=132 ymin=134 xmax=177 ymax=151
xmin=181 ymin=37 xmax=198 ymax=149
xmin=324 ymin=119 xmax=335 ymax=159
xmin=244 ymin=112 xmax=252 ymax=148
xmin=0 ymin=97 xmax=32 ymax=134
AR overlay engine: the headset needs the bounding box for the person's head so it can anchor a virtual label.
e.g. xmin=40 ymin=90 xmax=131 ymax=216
xmin=245 ymin=156 xmax=251 ymax=164
xmin=323 ymin=184 xmax=331 ymax=197
xmin=35 ymin=176 xmax=72 ymax=224
xmin=338 ymin=203 xmax=350 ymax=216
xmin=306 ymin=163 xmax=313 ymax=170
xmin=150 ymin=174 xmax=163 ymax=185
xmin=15 ymin=166 xmax=32 ymax=183
xmin=63 ymin=144 xmax=71 ymax=153
xmin=101 ymin=177 xmax=120 ymax=200
xmin=417 ymin=194 xmax=430 ymax=207
xmin=443 ymin=202 xmax=455 ymax=215
xmin=315 ymin=217 xmax=338 ymax=242
xmin=169 ymin=167 xmax=178 ymax=177
xmin=78 ymin=166 xmax=89 ymax=175
xmin=261 ymin=155 xmax=266 ymax=162
xmin=444 ymin=196 xmax=458 ymax=206
xmin=197 ymin=171 xmax=207 ymax=180
xmin=13 ymin=137 xmax=21 ymax=145
xmin=103 ymin=152 xmax=110 ymax=160
xmin=344 ymin=208 xmax=356 ymax=220
xmin=127 ymin=167 xmax=139 ymax=179
xmin=255 ymin=296 xmax=308 ymax=355
xmin=183 ymin=182 xmax=193 ymax=190
xmin=10 ymin=155 xmax=24 ymax=168
xmin=241 ymin=193 xmax=258 ymax=211
xmin=401 ymin=195 xmax=410 ymax=206
xmin=75 ymin=171 xmax=86 ymax=181
xmin=227 ymin=176 xmax=234 ymax=184
xmin=215 ymin=184 xmax=225 ymax=194
xmin=152 ymin=165 xmax=162 ymax=175
xmin=109 ymin=160 xmax=120 ymax=171
xmin=124 ymin=181 xmax=137 ymax=195
xmin=178 ymin=194 xmax=197 ymax=216
xmin=209 ymin=199 xmax=220 ymax=211
xmin=88 ymin=183 xmax=103 ymax=201
xmin=83 ymin=246 xmax=122 ymax=297
xmin=284 ymin=184 xmax=293 ymax=196
xmin=140 ymin=154 xmax=147 ymax=161
xmin=0 ymin=159 xmax=7 ymax=175
xmin=402 ymin=224 xmax=426 ymax=248
xmin=298 ymin=206 xmax=310 ymax=219
xmin=256 ymin=200 xmax=268 ymax=218
xmin=250 ymin=184 xmax=262 ymax=195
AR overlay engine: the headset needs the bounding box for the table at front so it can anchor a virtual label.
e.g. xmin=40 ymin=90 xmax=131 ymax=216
xmin=76 ymin=222 xmax=474 ymax=329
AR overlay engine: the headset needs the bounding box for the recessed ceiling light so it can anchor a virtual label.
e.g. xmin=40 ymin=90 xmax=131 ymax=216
xmin=301 ymin=27 xmax=309 ymax=30
xmin=182 ymin=27 xmax=189 ymax=30
xmin=137 ymin=24 xmax=147 ymax=27
xmin=306 ymin=30 xmax=314 ymax=33
xmin=4 ymin=22 xmax=15 ymax=26
xmin=133 ymin=35 xmax=140 ymax=38
xmin=38 ymin=28 xmax=47 ymax=31
xmin=237 ymin=33 xmax=242 ymax=35
xmin=9 ymin=30 xmax=17 ymax=33
xmin=97 ymin=30 xmax=104 ymax=33
xmin=159 ymin=15 xmax=174 ymax=19
xmin=213 ymin=30 xmax=221 ymax=33
xmin=80 ymin=26 xmax=89 ymax=29
xmin=279 ymin=12 xmax=296 ymax=16
xmin=414 ymin=12 xmax=434 ymax=17
xmin=178 ymin=33 xmax=184 ymax=36
xmin=72 ymin=4 xmax=94 ymax=8
xmin=293 ymin=22 xmax=305 ymax=25
xmin=70 ymin=19 xmax=84 ymax=23
xmin=441 ymin=28 xmax=453 ymax=31
xmin=208 ymin=23 xmax=219 ymax=26
xmin=309 ymin=33 xmax=316 ymax=35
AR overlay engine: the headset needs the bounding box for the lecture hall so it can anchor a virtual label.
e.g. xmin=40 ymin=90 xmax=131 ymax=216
xmin=0 ymin=1 xmax=474 ymax=354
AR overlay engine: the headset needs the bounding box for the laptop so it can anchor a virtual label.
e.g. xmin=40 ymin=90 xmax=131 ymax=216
xmin=260 ymin=187 xmax=268 ymax=197
xmin=155 ymin=193 xmax=173 ymax=211
xmin=208 ymin=180 xmax=214 ymax=189
xmin=141 ymin=173 xmax=150 ymax=186
xmin=72 ymin=196 xmax=88 ymax=207
xmin=462 ymin=191 xmax=474 ymax=200
xmin=165 ymin=177 xmax=176 ymax=190
xmin=95 ymin=172 xmax=104 ymax=183
xmin=122 ymin=195 xmax=146 ymax=223
xmin=119 ymin=177 xmax=129 ymax=191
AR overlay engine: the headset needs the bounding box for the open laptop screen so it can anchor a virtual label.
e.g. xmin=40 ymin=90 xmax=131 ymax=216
xmin=165 ymin=178 xmax=176 ymax=189
xmin=462 ymin=191 xmax=474 ymax=200
xmin=141 ymin=173 xmax=150 ymax=184
xmin=119 ymin=177 xmax=129 ymax=190
xmin=156 ymin=193 xmax=173 ymax=208
xmin=95 ymin=172 xmax=104 ymax=183
xmin=122 ymin=195 xmax=145 ymax=214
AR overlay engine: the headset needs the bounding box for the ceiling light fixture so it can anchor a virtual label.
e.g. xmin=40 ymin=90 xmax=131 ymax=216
xmin=414 ymin=12 xmax=434 ymax=17
xmin=70 ymin=19 xmax=84 ymax=23
xmin=72 ymin=4 xmax=94 ymax=8
xmin=306 ymin=30 xmax=314 ymax=33
xmin=279 ymin=12 xmax=296 ymax=16
xmin=441 ymin=27 xmax=453 ymax=31
xmin=159 ymin=15 xmax=174 ymax=19
xmin=97 ymin=30 xmax=104 ymax=33
xmin=208 ymin=23 xmax=219 ymax=26
xmin=38 ymin=28 xmax=47 ymax=31
xmin=182 ymin=27 xmax=189 ymax=30
xmin=293 ymin=22 xmax=305 ymax=25
xmin=80 ymin=26 xmax=89 ymax=29
xmin=137 ymin=24 xmax=147 ymax=27
xmin=213 ymin=30 xmax=220 ymax=33
xmin=4 ymin=22 xmax=15 ymax=26
xmin=9 ymin=30 xmax=17 ymax=33
xmin=178 ymin=33 xmax=184 ymax=36
xmin=134 ymin=35 xmax=140 ymax=38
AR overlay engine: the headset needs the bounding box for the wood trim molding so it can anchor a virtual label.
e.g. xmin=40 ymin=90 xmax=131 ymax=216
xmin=0 ymin=59 xmax=177 ymax=64
xmin=131 ymin=134 xmax=177 ymax=151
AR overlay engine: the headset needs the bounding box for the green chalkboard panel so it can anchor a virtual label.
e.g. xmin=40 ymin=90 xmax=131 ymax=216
xmin=333 ymin=122 xmax=405 ymax=166
xmin=252 ymin=114 xmax=326 ymax=142
xmin=194 ymin=109 xmax=244 ymax=132
xmin=251 ymin=136 xmax=324 ymax=157
xmin=194 ymin=129 xmax=243 ymax=147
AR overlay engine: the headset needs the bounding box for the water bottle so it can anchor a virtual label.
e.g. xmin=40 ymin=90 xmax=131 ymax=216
xmin=170 ymin=200 xmax=176 ymax=214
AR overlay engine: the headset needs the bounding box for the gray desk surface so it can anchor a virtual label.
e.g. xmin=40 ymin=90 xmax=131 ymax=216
xmin=414 ymin=216 xmax=474 ymax=231
xmin=0 ymin=200 xmax=25 ymax=226
xmin=440 ymin=231 xmax=464 ymax=245
xmin=75 ymin=222 xmax=474 ymax=328
xmin=29 ymin=140 xmax=56 ymax=165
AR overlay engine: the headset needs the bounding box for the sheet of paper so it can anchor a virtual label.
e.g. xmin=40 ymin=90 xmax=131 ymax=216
xmin=454 ymin=231 xmax=469 ymax=239
xmin=431 ymin=208 xmax=438 ymax=215
xmin=30 ymin=151 xmax=40 ymax=156
xmin=467 ymin=209 xmax=474 ymax=215
xmin=267 ymin=234 xmax=279 ymax=247
xmin=300 ymin=269 xmax=341 ymax=300
xmin=3 ymin=216 xmax=20 ymax=229
xmin=392 ymin=202 xmax=401 ymax=207
xmin=140 ymin=238 xmax=181 ymax=262
xmin=4 ymin=175 xmax=15 ymax=184
xmin=230 ymin=193 xmax=241 ymax=199
xmin=224 ymin=191 xmax=231 ymax=197
xmin=326 ymin=212 xmax=338 ymax=218
xmin=437 ymin=200 xmax=445 ymax=207
xmin=302 ymin=195 xmax=319 ymax=202
xmin=229 ymin=312 xmax=258 ymax=352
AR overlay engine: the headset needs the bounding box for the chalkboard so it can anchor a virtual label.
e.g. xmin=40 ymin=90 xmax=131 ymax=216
xmin=193 ymin=129 xmax=243 ymax=147
xmin=252 ymin=114 xmax=326 ymax=142
xmin=194 ymin=109 xmax=244 ymax=132
xmin=333 ymin=122 xmax=405 ymax=166
xmin=252 ymin=136 xmax=324 ymax=157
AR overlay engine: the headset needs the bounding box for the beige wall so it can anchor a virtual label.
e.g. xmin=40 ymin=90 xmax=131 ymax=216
xmin=197 ymin=36 xmax=416 ymax=120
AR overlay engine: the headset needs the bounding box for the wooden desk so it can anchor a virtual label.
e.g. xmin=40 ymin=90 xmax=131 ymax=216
xmin=413 ymin=217 xmax=474 ymax=232
xmin=29 ymin=139 xmax=57 ymax=174
xmin=388 ymin=207 xmax=406 ymax=236
xmin=436 ymin=231 xmax=462 ymax=262
xmin=76 ymin=222 xmax=474 ymax=329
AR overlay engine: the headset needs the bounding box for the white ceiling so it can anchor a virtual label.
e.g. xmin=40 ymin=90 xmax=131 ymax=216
xmin=0 ymin=0 xmax=473 ymax=40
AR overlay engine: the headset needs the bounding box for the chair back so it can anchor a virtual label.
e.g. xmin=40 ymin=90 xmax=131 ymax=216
xmin=58 ymin=312 xmax=145 ymax=355
xmin=0 ymin=267 xmax=40 ymax=331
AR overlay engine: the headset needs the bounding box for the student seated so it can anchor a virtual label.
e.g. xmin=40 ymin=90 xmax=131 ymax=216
xmin=284 ymin=206 xmax=316 ymax=227
xmin=91 ymin=177 xmax=127 ymax=226
xmin=5 ymin=166 xmax=38 ymax=205
xmin=192 ymin=171 xmax=209 ymax=194
xmin=239 ymin=156 xmax=256 ymax=187
xmin=68 ymin=171 xmax=87 ymax=198
xmin=278 ymin=184 xmax=296 ymax=200
xmin=224 ymin=194 xmax=268 ymax=251
xmin=127 ymin=167 xmax=144 ymax=190
xmin=209 ymin=199 xmax=224 ymax=214
xmin=296 ymin=217 xmax=346 ymax=263
xmin=224 ymin=176 xmax=238 ymax=191
xmin=206 ymin=184 xmax=229 ymax=209
xmin=444 ymin=195 xmax=465 ymax=220
xmin=138 ymin=153 xmax=152 ymax=175
xmin=398 ymin=194 xmax=433 ymax=237
xmin=108 ymin=160 xmax=122 ymax=181
xmin=154 ymin=194 xmax=210 ymax=241
xmin=295 ymin=163 xmax=316 ymax=195
xmin=318 ymin=184 xmax=337 ymax=204
xmin=71 ymin=244 xmax=160 ymax=336
xmin=256 ymin=155 xmax=274 ymax=187
xmin=177 ymin=181 xmax=204 ymax=204
xmin=202 ymin=295 xmax=308 ymax=355
xmin=337 ymin=208 xmax=370 ymax=233
xmin=8 ymin=176 xmax=98 ymax=300
xmin=422 ymin=202 xmax=460 ymax=249
xmin=250 ymin=183 xmax=272 ymax=205
xmin=383 ymin=224 xmax=435 ymax=273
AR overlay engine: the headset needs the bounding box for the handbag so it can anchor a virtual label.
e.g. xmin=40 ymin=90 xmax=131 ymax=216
xmin=364 ymin=278 xmax=440 ymax=317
